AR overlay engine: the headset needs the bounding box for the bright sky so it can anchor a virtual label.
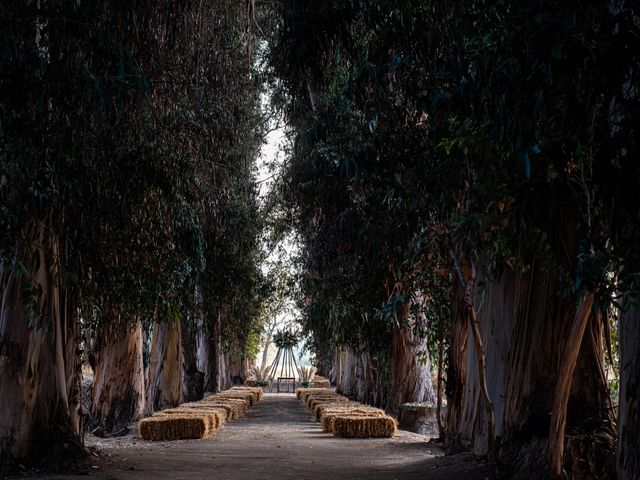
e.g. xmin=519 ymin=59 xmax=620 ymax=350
xmin=254 ymin=102 xmax=310 ymax=368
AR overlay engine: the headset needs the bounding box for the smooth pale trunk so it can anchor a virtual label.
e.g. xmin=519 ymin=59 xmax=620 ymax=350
xmin=260 ymin=329 xmax=273 ymax=371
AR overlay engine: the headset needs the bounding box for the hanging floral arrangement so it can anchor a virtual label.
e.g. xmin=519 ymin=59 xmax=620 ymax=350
xmin=273 ymin=328 xmax=299 ymax=349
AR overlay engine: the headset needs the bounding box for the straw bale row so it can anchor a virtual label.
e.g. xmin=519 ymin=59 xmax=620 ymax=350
xmin=296 ymin=387 xmax=397 ymax=439
xmin=139 ymin=386 xmax=264 ymax=441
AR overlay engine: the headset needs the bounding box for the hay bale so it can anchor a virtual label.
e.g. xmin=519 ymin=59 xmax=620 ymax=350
xmin=153 ymin=410 xmax=217 ymax=431
xmin=332 ymin=415 xmax=397 ymax=438
xmin=202 ymin=395 xmax=250 ymax=414
xmin=322 ymin=410 xmax=386 ymax=433
xmin=296 ymin=387 xmax=331 ymax=401
xmin=222 ymin=388 xmax=259 ymax=403
xmin=296 ymin=387 xmax=337 ymax=401
xmin=230 ymin=386 xmax=264 ymax=401
xmin=315 ymin=402 xmax=381 ymax=421
xmin=301 ymin=391 xmax=341 ymax=404
xmin=213 ymin=391 xmax=255 ymax=406
xmin=311 ymin=376 xmax=331 ymax=388
xmin=306 ymin=395 xmax=349 ymax=411
xmin=156 ymin=407 xmax=226 ymax=428
xmin=139 ymin=415 xmax=210 ymax=441
xmin=188 ymin=401 xmax=241 ymax=420
xmin=312 ymin=400 xmax=360 ymax=418
xmin=304 ymin=395 xmax=343 ymax=410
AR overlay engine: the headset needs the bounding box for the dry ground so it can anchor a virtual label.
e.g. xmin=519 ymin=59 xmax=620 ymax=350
xmin=32 ymin=393 xmax=493 ymax=480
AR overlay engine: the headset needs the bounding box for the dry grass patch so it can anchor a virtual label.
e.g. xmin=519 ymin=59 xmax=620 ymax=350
xmin=139 ymin=415 xmax=211 ymax=441
xmin=331 ymin=415 xmax=397 ymax=438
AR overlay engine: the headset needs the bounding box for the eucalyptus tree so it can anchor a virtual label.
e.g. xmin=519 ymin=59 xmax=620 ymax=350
xmin=266 ymin=0 xmax=639 ymax=477
xmin=0 ymin=0 xmax=266 ymax=470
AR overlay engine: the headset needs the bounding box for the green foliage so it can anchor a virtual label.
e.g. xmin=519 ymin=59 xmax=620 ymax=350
xmin=0 ymin=1 xmax=268 ymax=346
xmin=265 ymin=0 xmax=640 ymax=372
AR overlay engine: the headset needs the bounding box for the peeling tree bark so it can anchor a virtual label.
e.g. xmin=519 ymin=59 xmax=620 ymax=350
xmin=549 ymin=294 xmax=594 ymax=477
xmin=0 ymin=228 xmax=83 ymax=471
xmin=468 ymin=305 xmax=496 ymax=464
xmin=90 ymin=323 xmax=145 ymax=435
xmin=181 ymin=316 xmax=203 ymax=402
xmin=145 ymin=321 xmax=183 ymax=414
xmin=387 ymin=304 xmax=436 ymax=415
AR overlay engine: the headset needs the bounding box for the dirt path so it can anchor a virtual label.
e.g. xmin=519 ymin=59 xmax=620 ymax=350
xmin=39 ymin=393 xmax=491 ymax=480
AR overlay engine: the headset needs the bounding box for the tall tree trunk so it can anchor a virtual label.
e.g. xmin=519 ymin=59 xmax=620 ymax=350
xmin=260 ymin=328 xmax=274 ymax=371
xmin=197 ymin=310 xmax=227 ymax=393
xmin=446 ymin=191 xmax=614 ymax=477
xmin=445 ymin=278 xmax=469 ymax=452
xmin=436 ymin=338 xmax=445 ymax=436
xmin=619 ymin=299 xmax=640 ymax=480
xmin=387 ymin=310 xmax=436 ymax=415
xmin=0 ymin=229 xmax=83 ymax=472
xmin=145 ymin=321 xmax=183 ymax=414
xmin=90 ymin=323 xmax=144 ymax=435
xmin=228 ymin=344 xmax=248 ymax=385
xmin=197 ymin=324 xmax=215 ymax=393
xmin=181 ymin=316 xmax=203 ymax=402
xmin=335 ymin=347 xmax=357 ymax=396
xmin=549 ymin=294 xmax=594 ymax=477
xmin=448 ymin=264 xmax=613 ymax=475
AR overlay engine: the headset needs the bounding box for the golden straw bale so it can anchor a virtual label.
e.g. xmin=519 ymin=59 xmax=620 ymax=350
xmin=332 ymin=415 xmax=397 ymax=438
xmin=189 ymin=401 xmax=241 ymax=420
xmin=311 ymin=376 xmax=331 ymax=388
xmin=153 ymin=411 xmax=217 ymax=432
xmin=222 ymin=388 xmax=259 ymax=403
xmin=178 ymin=403 xmax=230 ymax=418
xmin=301 ymin=391 xmax=341 ymax=403
xmin=296 ymin=388 xmax=331 ymax=401
xmin=306 ymin=395 xmax=349 ymax=411
xmin=202 ymin=395 xmax=250 ymax=414
xmin=213 ymin=391 xmax=255 ymax=406
xmin=311 ymin=399 xmax=359 ymax=416
xmin=155 ymin=407 xmax=226 ymax=428
xmin=230 ymin=386 xmax=264 ymax=401
xmin=304 ymin=395 xmax=343 ymax=410
xmin=139 ymin=415 xmax=210 ymax=441
xmin=302 ymin=394 xmax=337 ymax=407
xmin=322 ymin=410 xmax=386 ymax=433
xmin=314 ymin=402 xmax=378 ymax=421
